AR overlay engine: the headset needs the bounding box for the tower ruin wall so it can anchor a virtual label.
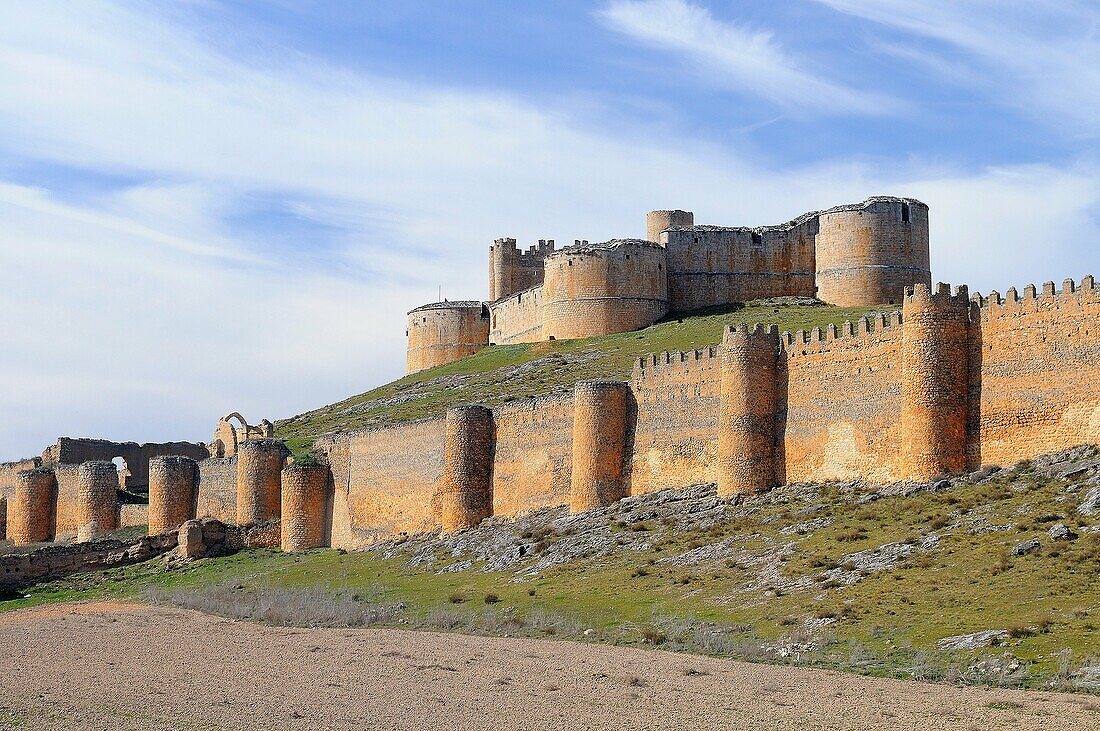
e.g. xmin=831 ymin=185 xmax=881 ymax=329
xmin=76 ymin=460 xmax=119 ymax=542
xmin=281 ymin=462 xmax=332 ymax=551
xmin=148 ymin=456 xmax=199 ymax=535
xmin=718 ymin=324 xmax=781 ymax=496
xmin=9 ymin=468 xmax=57 ymax=545
xmin=646 ymin=209 xmax=693 ymax=245
xmin=235 ymin=439 xmax=289 ymax=526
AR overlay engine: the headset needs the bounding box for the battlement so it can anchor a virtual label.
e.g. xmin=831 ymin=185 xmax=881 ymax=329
xmin=968 ymin=274 xmax=1098 ymax=315
xmin=780 ymin=311 xmax=903 ymax=357
xmin=903 ymin=282 xmax=970 ymax=307
xmin=632 ymin=346 xmax=720 ymax=379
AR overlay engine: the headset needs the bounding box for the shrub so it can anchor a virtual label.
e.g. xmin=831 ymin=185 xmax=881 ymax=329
xmin=484 ymin=593 xmax=501 ymax=604
xmin=640 ymin=626 xmax=667 ymax=645
xmin=447 ymin=591 xmax=466 ymax=604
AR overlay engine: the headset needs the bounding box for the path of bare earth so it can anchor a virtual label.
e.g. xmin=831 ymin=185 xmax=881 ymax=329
xmin=0 ymin=602 xmax=1097 ymax=730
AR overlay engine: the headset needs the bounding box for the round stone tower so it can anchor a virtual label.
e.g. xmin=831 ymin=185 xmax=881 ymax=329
xmin=236 ymin=438 xmax=289 ymax=526
xmin=646 ymin=209 xmax=694 ymax=244
xmin=569 ymin=381 xmax=632 ymax=513
xmin=901 ymin=282 xmax=971 ymax=480
xmin=717 ymin=324 xmax=780 ymax=496
xmin=438 ymin=405 xmax=494 ymax=532
xmin=814 ymin=197 xmax=930 ymax=306
xmin=76 ymin=460 xmax=119 ymax=541
xmin=540 ymin=240 xmax=668 ymax=341
xmin=406 ymin=301 xmax=490 ymax=374
xmin=147 ymin=456 xmax=198 ymax=536
xmin=10 ymin=468 xmax=56 ymax=545
xmin=280 ymin=461 xmax=330 ymax=551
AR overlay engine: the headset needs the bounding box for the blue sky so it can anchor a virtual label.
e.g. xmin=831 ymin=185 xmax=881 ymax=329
xmin=1 ymin=0 xmax=1099 ymax=459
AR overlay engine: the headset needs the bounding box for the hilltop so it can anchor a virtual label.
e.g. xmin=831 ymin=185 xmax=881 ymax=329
xmin=275 ymin=298 xmax=881 ymax=452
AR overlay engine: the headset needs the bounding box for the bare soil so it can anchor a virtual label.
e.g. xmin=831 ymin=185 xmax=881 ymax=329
xmin=0 ymin=602 xmax=1097 ymax=730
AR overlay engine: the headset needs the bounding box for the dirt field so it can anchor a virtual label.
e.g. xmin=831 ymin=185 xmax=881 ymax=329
xmin=0 ymin=602 xmax=1097 ymax=730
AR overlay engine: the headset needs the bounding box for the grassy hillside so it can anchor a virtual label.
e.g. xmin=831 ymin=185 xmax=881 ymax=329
xmin=6 ymin=447 xmax=1099 ymax=692
xmin=276 ymin=299 xmax=881 ymax=451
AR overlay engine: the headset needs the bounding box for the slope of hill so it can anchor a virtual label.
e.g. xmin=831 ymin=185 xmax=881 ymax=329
xmin=275 ymin=298 xmax=881 ymax=451
xmin=6 ymin=446 xmax=1099 ymax=692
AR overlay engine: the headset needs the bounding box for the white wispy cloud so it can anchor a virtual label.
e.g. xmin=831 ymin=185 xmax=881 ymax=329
xmin=0 ymin=1 xmax=1097 ymax=458
xmin=814 ymin=0 xmax=1100 ymax=137
xmin=597 ymin=0 xmax=900 ymax=116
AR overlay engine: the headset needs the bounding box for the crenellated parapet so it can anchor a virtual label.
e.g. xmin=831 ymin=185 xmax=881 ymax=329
xmin=968 ymin=274 xmax=1098 ymax=318
xmin=781 ymin=310 xmax=903 ymax=356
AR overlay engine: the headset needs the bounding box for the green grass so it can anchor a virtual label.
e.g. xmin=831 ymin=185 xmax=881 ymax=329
xmin=276 ymin=301 xmax=881 ymax=451
xmin=5 ymin=465 xmax=1097 ymax=690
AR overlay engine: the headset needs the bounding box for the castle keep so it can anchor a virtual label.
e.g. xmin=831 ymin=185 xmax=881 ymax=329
xmin=4 ymin=197 xmax=1100 ymax=566
xmin=406 ymin=196 xmax=931 ymax=373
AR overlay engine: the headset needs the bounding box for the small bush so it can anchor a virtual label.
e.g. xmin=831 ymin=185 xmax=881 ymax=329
xmin=640 ymin=626 xmax=667 ymax=645
xmin=447 ymin=592 xmax=466 ymax=604
xmin=484 ymin=593 xmax=501 ymax=604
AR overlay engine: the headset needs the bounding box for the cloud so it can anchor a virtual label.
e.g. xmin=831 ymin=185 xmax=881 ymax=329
xmin=814 ymin=0 xmax=1100 ymax=137
xmin=0 ymin=1 xmax=1098 ymax=459
xmin=597 ymin=0 xmax=900 ymax=116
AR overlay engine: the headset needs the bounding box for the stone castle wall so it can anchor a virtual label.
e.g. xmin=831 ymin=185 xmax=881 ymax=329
xmin=968 ymin=278 xmax=1100 ymax=466
xmin=409 ymin=196 xmax=930 ymax=372
xmin=662 ymin=219 xmax=817 ymax=311
xmin=488 ymin=286 xmax=543 ymax=344
xmin=318 ymin=273 xmax=1100 ymax=548
xmin=540 ymin=240 xmax=668 ymax=341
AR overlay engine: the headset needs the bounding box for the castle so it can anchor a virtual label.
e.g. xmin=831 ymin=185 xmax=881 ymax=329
xmin=407 ymin=196 xmax=931 ymax=372
xmin=3 ymin=196 xmax=1099 ymax=570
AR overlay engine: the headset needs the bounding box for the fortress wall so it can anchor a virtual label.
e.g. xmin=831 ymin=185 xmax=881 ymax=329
xmin=630 ymin=348 xmax=722 ymax=494
xmin=491 ymin=393 xmax=575 ymax=516
xmin=339 ymin=418 xmax=446 ymax=547
xmin=780 ymin=313 xmax=905 ymax=483
xmin=663 ymin=222 xmax=816 ymax=312
xmin=815 ymin=199 xmax=930 ymax=307
xmin=52 ymin=464 xmax=83 ymax=538
xmin=40 ymin=438 xmax=208 ymax=492
xmin=541 ymin=242 xmax=668 ymax=341
xmin=488 ymin=286 xmax=543 ymax=345
xmin=196 ymin=457 xmax=237 ymax=523
xmin=970 ymin=277 xmax=1100 ymax=467
xmin=406 ymin=303 xmax=490 ymax=373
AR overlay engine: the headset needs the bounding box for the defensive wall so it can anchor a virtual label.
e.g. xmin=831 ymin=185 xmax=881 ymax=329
xmin=7 ymin=277 xmax=1098 ymax=556
xmin=319 ymin=273 xmax=1100 ymax=549
xmin=408 ymin=196 xmax=930 ymax=371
